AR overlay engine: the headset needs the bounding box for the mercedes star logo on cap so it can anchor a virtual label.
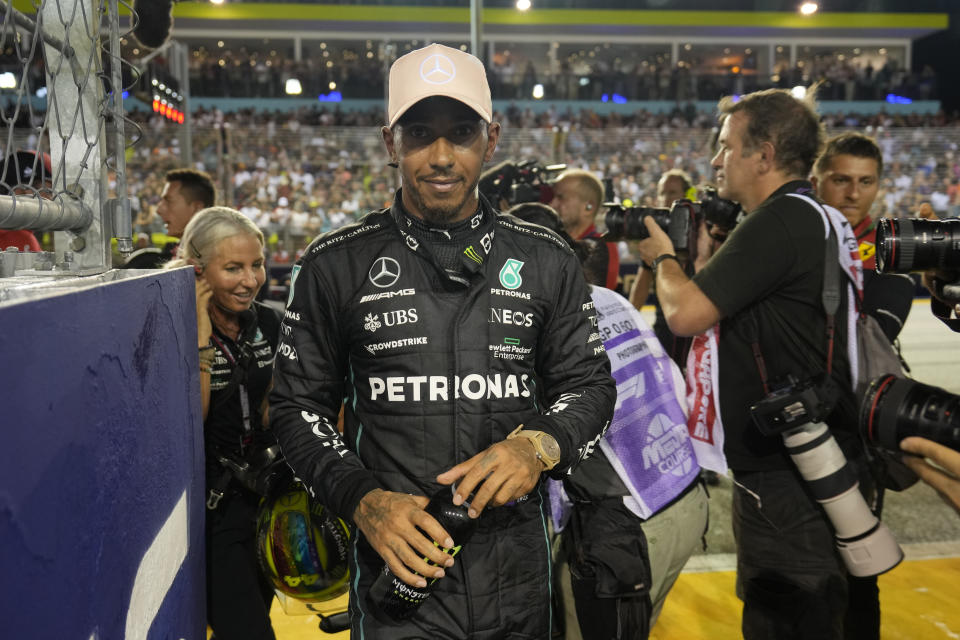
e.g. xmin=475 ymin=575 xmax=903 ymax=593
xmin=419 ymin=53 xmax=457 ymax=85
xmin=368 ymin=256 xmax=401 ymax=288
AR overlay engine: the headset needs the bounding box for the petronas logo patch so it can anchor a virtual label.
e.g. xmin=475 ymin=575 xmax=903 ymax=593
xmin=499 ymin=258 xmax=524 ymax=290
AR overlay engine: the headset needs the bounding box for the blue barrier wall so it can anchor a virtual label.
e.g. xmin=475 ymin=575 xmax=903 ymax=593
xmin=0 ymin=269 xmax=205 ymax=639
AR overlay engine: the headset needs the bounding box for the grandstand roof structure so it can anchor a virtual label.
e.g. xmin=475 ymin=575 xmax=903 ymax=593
xmin=164 ymin=4 xmax=948 ymax=42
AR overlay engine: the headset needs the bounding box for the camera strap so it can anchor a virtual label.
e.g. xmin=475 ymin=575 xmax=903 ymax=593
xmin=822 ymin=227 xmax=841 ymax=377
xmin=742 ymin=311 xmax=770 ymax=395
xmin=210 ymin=333 xmax=252 ymax=438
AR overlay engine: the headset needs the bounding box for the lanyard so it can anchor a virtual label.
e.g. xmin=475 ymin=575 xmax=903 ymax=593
xmin=209 ymin=333 xmax=252 ymax=435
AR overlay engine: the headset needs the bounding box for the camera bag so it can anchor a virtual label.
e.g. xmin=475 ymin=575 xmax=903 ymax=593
xmin=823 ymin=224 xmax=919 ymax=492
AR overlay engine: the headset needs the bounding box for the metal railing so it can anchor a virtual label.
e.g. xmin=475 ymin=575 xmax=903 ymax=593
xmin=0 ymin=0 xmax=135 ymax=279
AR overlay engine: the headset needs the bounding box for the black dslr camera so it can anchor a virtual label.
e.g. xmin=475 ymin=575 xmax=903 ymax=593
xmin=602 ymin=187 xmax=743 ymax=250
xmin=750 ymin=375 xmax=837 ymax=437
xmin=479 ymin=160 xmax=566 ymax=208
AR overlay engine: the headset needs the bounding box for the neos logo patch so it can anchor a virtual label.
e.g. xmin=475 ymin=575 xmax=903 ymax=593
xmin=419 ymin=53 xmax=457 ymax=85
xmin=499 ymin=258 xmax=524 ymax=290
xmin=489 ymin=307 xmax=533 ymax=327
xmin=369 ymin=257 xmax=401 ymax=288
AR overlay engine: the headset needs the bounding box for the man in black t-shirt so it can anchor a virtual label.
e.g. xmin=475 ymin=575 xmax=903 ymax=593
xmin=635 ymin=88 xmax=865 ymax=640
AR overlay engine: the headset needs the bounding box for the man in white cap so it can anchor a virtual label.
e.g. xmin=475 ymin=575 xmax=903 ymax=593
xmin=271 ymin=44 xmax=615 ymax=638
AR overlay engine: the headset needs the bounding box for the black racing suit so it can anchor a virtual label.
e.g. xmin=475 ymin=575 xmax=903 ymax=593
xmin=270 ymin=193 xmax=616 ymax=639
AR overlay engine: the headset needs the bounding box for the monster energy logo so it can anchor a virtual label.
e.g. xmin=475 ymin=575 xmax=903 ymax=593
xmin=464 ymin=245 xmax=483 ymax=264
xmin=499 ymin=258 xmax=524 ymax=290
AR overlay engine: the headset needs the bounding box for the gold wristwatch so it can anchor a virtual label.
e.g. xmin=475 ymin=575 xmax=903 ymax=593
xmin=507 ymin=424 xmax=561 ymax=470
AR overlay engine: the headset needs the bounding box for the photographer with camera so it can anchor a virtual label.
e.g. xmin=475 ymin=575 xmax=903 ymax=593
xmin=628 ymin=169 xmax=697 ymax=365
xmin=551 ymin=169 xmax=621 ymax=290
xmin=636 ymin=87 xmax=881 ymax=640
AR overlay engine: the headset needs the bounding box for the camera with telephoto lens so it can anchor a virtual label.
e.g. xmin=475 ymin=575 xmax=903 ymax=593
xmin=875 ymin=218 xmax=960 ymax=305
xmin=479 ymin=160 xmax=566 ymax=207
xmin=859 ymin=374 xmax=960 ymax=454
xmin=750 ymin=375 xmax=903 ymax=577
xmin=602 ymin=189 xmax=743 ymax=248
xmin=875 ymin=217 xmax=960 ymax=274
xmin=603 ymin=200 xmax=696 ymax=248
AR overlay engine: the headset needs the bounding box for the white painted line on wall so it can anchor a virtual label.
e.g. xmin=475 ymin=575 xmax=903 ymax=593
xmin=124 ymin=490 xmax=189 ymax=640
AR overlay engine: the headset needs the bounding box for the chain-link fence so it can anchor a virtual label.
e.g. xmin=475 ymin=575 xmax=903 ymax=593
xmin=0 ymin=0 xmax=134 ymax=280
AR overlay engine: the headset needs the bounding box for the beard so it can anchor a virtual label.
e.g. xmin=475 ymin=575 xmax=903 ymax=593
xmin=404 ymin=178 xmax=479 ymax=225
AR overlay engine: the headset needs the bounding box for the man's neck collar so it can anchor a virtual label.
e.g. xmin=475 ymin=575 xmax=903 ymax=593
xmin=750 ymin=178 xmax=812 ymax=213
xmin=851 ymin=215 xmax=875 ymax=234
xmin=398 ymin=189 xmax=481 ymax=227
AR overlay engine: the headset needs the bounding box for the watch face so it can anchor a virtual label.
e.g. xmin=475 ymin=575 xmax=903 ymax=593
xmin=541 ymin=434 xmax=561 ymax=460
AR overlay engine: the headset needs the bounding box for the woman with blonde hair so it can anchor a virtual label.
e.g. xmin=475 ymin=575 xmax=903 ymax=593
xmin=169 ymin=206 xmax=281 ymax=639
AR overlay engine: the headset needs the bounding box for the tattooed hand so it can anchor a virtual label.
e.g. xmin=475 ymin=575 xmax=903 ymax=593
xmin=353 ymin=489 xmax=456 ymax=587
xmin=436 ymin=438 xmax=543 ymax=519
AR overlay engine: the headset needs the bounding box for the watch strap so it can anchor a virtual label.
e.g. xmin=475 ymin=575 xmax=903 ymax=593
xmin=507 ymin=424 xmax=561 ymax=470
xmin=651 ymin=253 xmax=681 ymax=273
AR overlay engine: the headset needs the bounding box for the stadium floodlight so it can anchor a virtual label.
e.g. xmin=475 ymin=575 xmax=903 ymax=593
xmin=532 ymin=83 xmax=544 ymax=99
xmin=516 ymin=0 xmax=532 ymax=10
xmin=285 ymin=78 xmax=303 ymax=95
xmin=210 ymin=0 xmax=225 ymax=5
xmin=791 ymin=85 xmax=807 ymax=99
xmin=799 ymin=2 xmax=818 ymax=15
xmin=0 ymin=72 xmax=16 ymax=89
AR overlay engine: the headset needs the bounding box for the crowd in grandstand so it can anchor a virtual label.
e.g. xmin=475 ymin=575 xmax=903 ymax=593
xmin=121 ymin=103 xmax=960 ymax=267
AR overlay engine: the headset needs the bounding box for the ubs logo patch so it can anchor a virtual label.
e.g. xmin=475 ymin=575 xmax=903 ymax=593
xmin=364 ymin=313 xmax=383 ymax=333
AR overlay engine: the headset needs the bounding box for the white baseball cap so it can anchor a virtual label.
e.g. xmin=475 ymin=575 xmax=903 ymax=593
xmin=387 ymin=43 xmax=492 ymax=128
